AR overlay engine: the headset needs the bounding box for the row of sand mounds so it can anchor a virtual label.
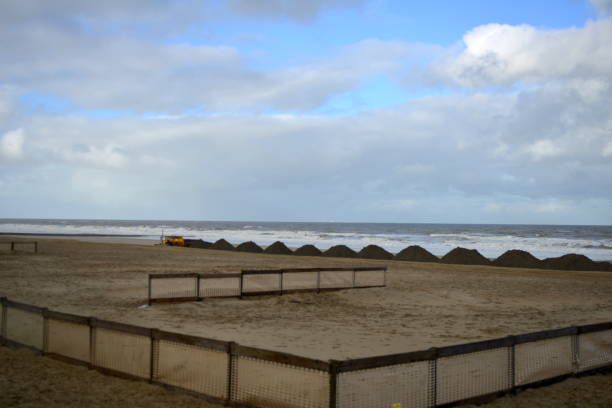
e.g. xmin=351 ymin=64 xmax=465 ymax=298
xmin=210 ymin=238 xmax=235 ymax=251
xmin=493 ymin=249 xmax=542 ymax=269
xmin=323 ymin=245 xmax=357 ymax=258
xmin=263 ymin=241 xmax=293 ymax=255
xmin=235 ymin=241 xmax=263 ymax=253
xmin=183 ymin=239 xmax=212 ymax=249
xmin=201 ymin=238 xmax=611 ymax=271
xmin=358 ymin=244 xmax=394 ymax=260
xmin=441 ymin=247 xmax=491 ymax=266
xmin=293 ymin=244 xmax=323 ymax=256
xmin=542 ymin=253 xmax=612 ymax=271
xmin=394 ymin=245 xmax=439 ymax=262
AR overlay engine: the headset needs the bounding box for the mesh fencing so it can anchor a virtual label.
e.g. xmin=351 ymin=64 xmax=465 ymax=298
xmin=320 ymin=270 xmax=353 ymax=289
xmin=232 ymin=356 xmax=330 ymax=408
xmin=47 ymin=318 xmax=90 ymax=363
xmin=354 ymin=270 xmax=385 ymax=287
xmin=150 ymin=276 xmax=198 ymax=300
xmin=5 ymin=306 xmax=44 ymax=350
xmin=336 ymin=361 xmax=431 ymax=408
xmin=436 ymin=348 xmax=510 ymax=405
xmin=93 ymin=327 xmax=151 ymax=379
xmin=200 ymin=276 xmax=241 ymax=298
xmin=242 ymin=273 xmax=281 ymax=294
xmin=515 ymin=336 xmax=573 ymax=386
xmin=283 ymin=271 xmax=319 ymax=291
xmin=154 ymin=339 xmax=229 ymax=399
xmin=578 ymin=329 xmax=612 ymax=372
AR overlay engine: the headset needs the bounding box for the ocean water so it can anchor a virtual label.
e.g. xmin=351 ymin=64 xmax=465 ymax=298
xmin=1 ymin=219 xmax=611 ymax=262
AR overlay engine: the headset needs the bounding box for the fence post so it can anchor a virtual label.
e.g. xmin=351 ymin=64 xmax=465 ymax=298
xmin=279 ymin=270 xmax=284 ymax=296
xmin=317 ymin=270 xmax=321 ymax=294
xmin=352 ymin=269 xmax=356 ymax=288
xmin=383 ymin=267 xmax=387 ymax=287
xmin=0 ymin=297 xmax=6 ymax=345
xmin=196 ymin=273 xmax=204 ymax=300
xmin=147 ymin=275 xmax=152 ymax=306
xmin=227 ymin=341 xmax=236 ymax=404
xmin=89 ymin=317 xmax=96 ymax=369
xmin=239 ymin=272 xmax=244 ymax=299
xmin=34 ymin=242 xmax=38 ymax=253
xmin=329 ymin=359 xmax=339 ymax=408
xmin=10 ymin=242 xmax=14 ymax=252
xmin=195 ymin=274 xmax=200 ymax=301
xmin=507 ymin=335 xmax=516 ymax=393
xmin=428 ymin=348 xmax=438 ymax=407
xmin=42 ymin=308 xmax=49 ymax=355
xmin=150 ymin=329 xmax=158 ymax=383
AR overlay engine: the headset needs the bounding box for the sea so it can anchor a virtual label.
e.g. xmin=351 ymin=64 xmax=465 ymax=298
xmin=2 ymin=219 xmax=612 ymax=262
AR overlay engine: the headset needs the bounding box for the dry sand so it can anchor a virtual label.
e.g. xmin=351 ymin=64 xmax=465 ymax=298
xmin=1 ymin=237 xmax=612 ymax=407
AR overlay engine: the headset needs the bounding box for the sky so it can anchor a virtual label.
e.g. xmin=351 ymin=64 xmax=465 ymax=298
xmin=1 ymin=0 xmax=612 ymax=225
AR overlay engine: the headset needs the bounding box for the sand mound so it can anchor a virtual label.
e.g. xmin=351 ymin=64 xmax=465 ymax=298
xmin=323 ymin=245 xmax=357 ymax=258
xmin=236 ymin=241 xmax=263 ymax=253
xmin=493 ymin=250 xmax=542 ymax=269
xmin=183 ymin=239 xmax=212 ymax=249
xmin=394 ymin=245 xmax=439 ymax=262
xmin=263 ymin=241 xmax=293 ymax=255
xmin=210 ymin=238 xmax=235 ymax=251
xmin=293 ymin=244 xmax=323 ymax=256
xmin=543 ymin=253 xmax=608 ymax=271
xmin=441 ymin=247 xmax=491 ymax=266
xmin=358 ymin=245 xmax=394 ymax=260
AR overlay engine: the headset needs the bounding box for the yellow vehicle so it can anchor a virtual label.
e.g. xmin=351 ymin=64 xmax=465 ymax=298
xmin=164 ymin=235 xmax=185 ymax=246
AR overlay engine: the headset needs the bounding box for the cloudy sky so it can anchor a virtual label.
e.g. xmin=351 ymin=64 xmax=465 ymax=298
xmin=1 ymin=0 xmax=612 ymax=224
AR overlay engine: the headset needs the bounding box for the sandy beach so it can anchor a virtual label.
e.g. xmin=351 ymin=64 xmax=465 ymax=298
xmin=1 ymin=236 xmax=612 ymax=407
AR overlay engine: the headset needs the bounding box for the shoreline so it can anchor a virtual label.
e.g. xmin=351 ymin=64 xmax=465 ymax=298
xmin=0 ymin=233 xmax=159 ymax=246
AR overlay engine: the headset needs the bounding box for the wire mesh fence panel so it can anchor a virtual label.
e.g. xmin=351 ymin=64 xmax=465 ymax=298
xmin=242 ymin=273 xmax=281 ymax=294
xmin=515 ymin=336 xmax=573 ymax=386
xmin=320 ymin=271 xmax=353 ymax=289
xmin=5 ymin=307 xmax=44 ymax=350
xmin=231 ymin=356 xmax=329 ymax=408
xmin=282 ymin=272 xmax=318 ymax=291
xmin=578 ymin=329 xmax=612 ymax=372
xmin=336 ymin=361 xmax=430 ymax=408
xmin=200 ymin=276 xmax=241 ymax=298
xmin=150 ymin=277 xmax=198 ymax=300
xmin=436 ymin=347 xmax=509 ymax=405
xmin=354 ymin=270 xmax=385 ymax=288
xmin=93 ymin=328 xmax=151 ymax=379
xmin=47 ymin=318 xmax=90 ymax=363
xmin=154 ymin=339 xmax=229 ymax=399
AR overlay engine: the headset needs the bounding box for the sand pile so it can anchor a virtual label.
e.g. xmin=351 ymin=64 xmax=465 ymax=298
xmin=236 ymin=241 xmax=263 ymax=253
xmin=543 ymin=254 xmax=610 ymax=271
xmin=323 ymin=245 xmax=357 ymax=258
xmin=493 ymin=250 xmax=542 ymax=269
xmin=263 ymin=241 xmax=293 ymax=255
xmin=183 ymin=239 xmax=212 ymax=249
xmin=358 ymin=244 xmax=394 ymax=260
xmin=394 ymin=245 xmax=439 ymax=263
xmin=210 ymin=239 xmax=235 ymax=251
xmin=441 ymin=247 xmax=491 ymax=266
xmin=293 ymin=244 xmax=323 ymax=256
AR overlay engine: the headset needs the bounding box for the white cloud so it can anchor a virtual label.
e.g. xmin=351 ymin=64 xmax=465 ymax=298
xmin=603 ymin=139 xmax=612 ymax=157
xmin=526 ymin=139 xmax=564 ymax=161
xmin=428 ymin=19 xmax=612 ymax=87
xmin=0 ymin=128 xmax=25 ymax=161
xmin=591 ymin=0 xmax=612 ymax=15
